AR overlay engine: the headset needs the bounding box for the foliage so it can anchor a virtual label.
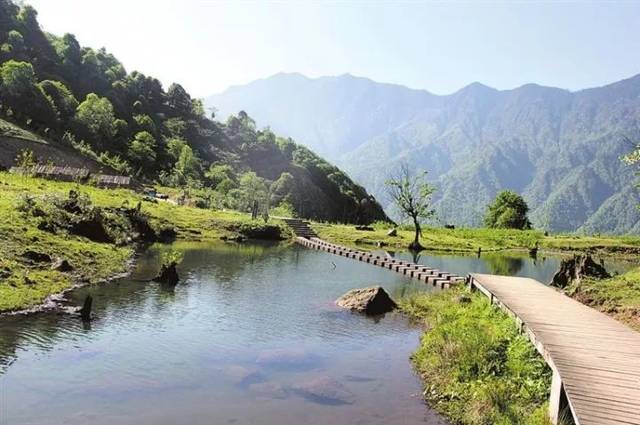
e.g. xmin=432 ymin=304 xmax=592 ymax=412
xmin=160 ymin=249 xmax=183 ymax=267
xmin=485 ymin=190 xmax=532 ymax=230
xmin=15 ymin=147 xmax=36 ymax=168
xmin=400 ymin=287 xmax=552 ymax=424
xmin=386 ymin=164 xmax=436 ymax=249
xmin=74 ymin=93 xmax=115 ymax=147
xmin=0 ymin=1 xmax=386 ymax=224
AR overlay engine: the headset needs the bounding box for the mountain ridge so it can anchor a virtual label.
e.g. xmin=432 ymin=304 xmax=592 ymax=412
xmin=206 ymin=72 xmax=640 ymax=233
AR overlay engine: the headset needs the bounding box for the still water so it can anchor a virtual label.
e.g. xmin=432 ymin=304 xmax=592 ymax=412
xmin=0 ymin=242 xmax=630 ymax=425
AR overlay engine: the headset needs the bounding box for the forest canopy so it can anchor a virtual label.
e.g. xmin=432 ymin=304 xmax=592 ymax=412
xmin=0 ymin=0 xmax=387 ymax=223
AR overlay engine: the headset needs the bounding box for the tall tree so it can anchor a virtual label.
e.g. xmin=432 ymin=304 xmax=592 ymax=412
xmin=385 ymin=165 xmax=436 ymax=250
xmin=484 ymin=190 xmax=532 ymax=230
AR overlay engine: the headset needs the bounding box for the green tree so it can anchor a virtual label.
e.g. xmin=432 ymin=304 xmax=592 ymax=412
xmin=128 ymin=131 xmax=157 ymax=172
xmin=233 ymin=171 xmax=268 ymax=216
xmin=166 ymin=137 xmax=188 ymax=161
xmin=38 ymin=80 xmax=78 ymax=123
xmin=205 ymin=163 xmax=236 ymax=188
xmin=386 ymin=165 xmax=436 ymax=250
xmin=0 ymin=59 xmax=36 ymax=97
xmin=172 ymin=144 xmax=202 ymax=185
xmin=74 ymin=93 xmax=115 ymax=147
xmin=485 ymin=190 xmax=532 ymax=230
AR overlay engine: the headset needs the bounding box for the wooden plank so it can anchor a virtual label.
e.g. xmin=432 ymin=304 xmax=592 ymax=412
xmin=470 ymin=273 xmax=640 ymax=425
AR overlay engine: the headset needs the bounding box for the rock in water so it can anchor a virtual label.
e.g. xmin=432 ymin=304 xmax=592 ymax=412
xmin=153 ymin=262 xmax=179 ymax=285
xmin=550 ymin=254 xmax=610 ymax=288
xmin=290 ymin=375 xmax=355 ymax=405
xmin=336 ymin=286 xmax=397 ymax=315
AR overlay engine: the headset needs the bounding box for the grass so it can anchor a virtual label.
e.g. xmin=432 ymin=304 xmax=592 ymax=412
xmin=312 ymin=221 xmax=640 ymax=255
xmin=0 ymin=172 xmax=290 ymax=312
xmin=565 ymin=267 xmax=640 ymax=331
xmin=400 ymin=287 xmax=554 ymax=425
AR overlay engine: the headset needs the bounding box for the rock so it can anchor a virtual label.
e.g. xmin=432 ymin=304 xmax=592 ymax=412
xmin=52 ymin=258 xmax=73 ymax=272
xmin=290 ymin=375 xmax=355 ymax=405
xmin=223 ymin=365 xmax=264 ymax=386
xmin=444 ymin=224 xmax=455 ymax=230
xmin=153 ymin=262 xmax=179 ymax=286
xmin=386 ymin=228 xmax=397 ymax=237
xmin=336 ymin=286 xmax=397 ymax=315
xmin=256 ymin=348 xmax=317 ymax=369
xmin=21 ymin=250 xmax=52 ymax=264
xmin=248 ymin=382 xmax=288 ymax=399
xmin=550 ymin=254 xmax=610 ymax=288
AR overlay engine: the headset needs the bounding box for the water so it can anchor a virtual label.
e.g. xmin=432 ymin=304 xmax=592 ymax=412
xmin=0 ymin=242 xmax=443 ymax=425
xmin=0 ymin=242 xmax=631 ymax=425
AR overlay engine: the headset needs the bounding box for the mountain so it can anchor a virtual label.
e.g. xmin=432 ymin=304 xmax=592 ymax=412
xmin=207 ymin=73 xmax=640 ymax=233
xmin=0 ymin=2 xmax=387 ymax=223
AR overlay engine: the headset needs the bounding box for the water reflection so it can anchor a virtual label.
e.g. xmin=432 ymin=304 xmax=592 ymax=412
xmin=484 ymin=255 xmax=524 ymax=276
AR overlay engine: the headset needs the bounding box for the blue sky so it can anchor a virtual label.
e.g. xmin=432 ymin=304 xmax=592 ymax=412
xmin=28 ymin=0 xmax=640 ymax=97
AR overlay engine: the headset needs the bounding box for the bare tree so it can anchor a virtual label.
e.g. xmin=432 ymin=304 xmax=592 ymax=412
xmin=385 ymin=164 xmax=436 ymax=251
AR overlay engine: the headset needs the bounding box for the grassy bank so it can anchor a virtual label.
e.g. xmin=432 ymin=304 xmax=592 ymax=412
xmin=0 ymin=172 xmax=290 ymax=312
xmin=312 ymin=221 xmax=640 ymax=255
xmin=400 ymin=287 xmax=553 ymax=425
xmin=565 ymin=267 xmax=640 ymax=331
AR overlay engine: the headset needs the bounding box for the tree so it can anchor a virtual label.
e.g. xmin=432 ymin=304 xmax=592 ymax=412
xmin=38 ymin=80 xmax=78 ymax=123
xmin=74 ymin=93 xmax=115 ymax=148
xmin=484 ymin=190 xmax=532 ymax=230
xmin=385 ymin=165 xmax=436 ymax=250
xmin=173 ymin=144 xmax=202 ymax=185
xmin=128 ymin=131 xmax=156 ymax=173
xmin=234 ymin=171 xmax=268 ymax=217
xmin=0 ymin=59 xmax=36 ymax=97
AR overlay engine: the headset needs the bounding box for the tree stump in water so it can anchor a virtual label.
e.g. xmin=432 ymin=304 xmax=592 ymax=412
xmin=550 ymin=254 xmax=610 ymax=288
xmin=153 ymin=262 xmax=180 ymax=286
xmin=79 ymin=295 xmax=92 ymax=322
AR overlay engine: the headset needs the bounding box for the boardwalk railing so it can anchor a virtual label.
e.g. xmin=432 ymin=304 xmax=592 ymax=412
xmin=468 ymin=273 xmax=640 ymax=425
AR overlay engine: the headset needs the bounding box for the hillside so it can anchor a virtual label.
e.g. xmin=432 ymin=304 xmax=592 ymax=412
xmin=208 ymin=73 xmax=640 ymax=233
xmin=0 ymin=1 xmax=386 ymax=224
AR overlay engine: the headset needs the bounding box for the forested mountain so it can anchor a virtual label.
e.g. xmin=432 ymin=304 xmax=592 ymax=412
xmin=208 ymin=73 xmax=640 ymax=233
xmin=0 ymin=1 xmax=387 ymax=223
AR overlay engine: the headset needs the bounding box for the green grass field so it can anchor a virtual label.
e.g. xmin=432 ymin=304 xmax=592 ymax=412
xmin=312 ymin=221 xmax=640 ymax=255
xmin=0 ymin=172 xmax=289 ymax=312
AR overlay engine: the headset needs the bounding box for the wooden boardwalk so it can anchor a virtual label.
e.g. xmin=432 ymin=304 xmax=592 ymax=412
xmin=469 ymin=273 xmax=640 ymax=425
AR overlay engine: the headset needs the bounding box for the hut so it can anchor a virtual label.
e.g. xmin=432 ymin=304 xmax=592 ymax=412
xmin=93 ymin=174 xmax=132 ymax=189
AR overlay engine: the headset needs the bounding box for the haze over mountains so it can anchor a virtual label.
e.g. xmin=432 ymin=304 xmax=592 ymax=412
xmin=207 ymin=72 xmax=640 ymax=233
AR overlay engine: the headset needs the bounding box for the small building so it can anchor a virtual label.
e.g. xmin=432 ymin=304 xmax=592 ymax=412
xmin=94 ymin=174 xmax=132 ymax=189
xmin=9 ymin=165 xmax=133 ymax=189
xmin=10 ymin=165 xmax=90 ymax=182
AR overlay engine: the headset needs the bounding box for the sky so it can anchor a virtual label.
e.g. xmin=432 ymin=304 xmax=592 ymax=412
xmin=26 ymin=0 xmax=640 ymax=97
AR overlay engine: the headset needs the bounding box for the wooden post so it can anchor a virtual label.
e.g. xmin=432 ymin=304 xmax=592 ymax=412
xmin=549 ymin=368 xmax=569 ymax=425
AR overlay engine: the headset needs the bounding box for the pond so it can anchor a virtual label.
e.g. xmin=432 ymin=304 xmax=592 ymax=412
xmin=0 ymin=242 xmax=631 ymax=425
xmin=0 ymin=242 xmax=444 ymax=425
